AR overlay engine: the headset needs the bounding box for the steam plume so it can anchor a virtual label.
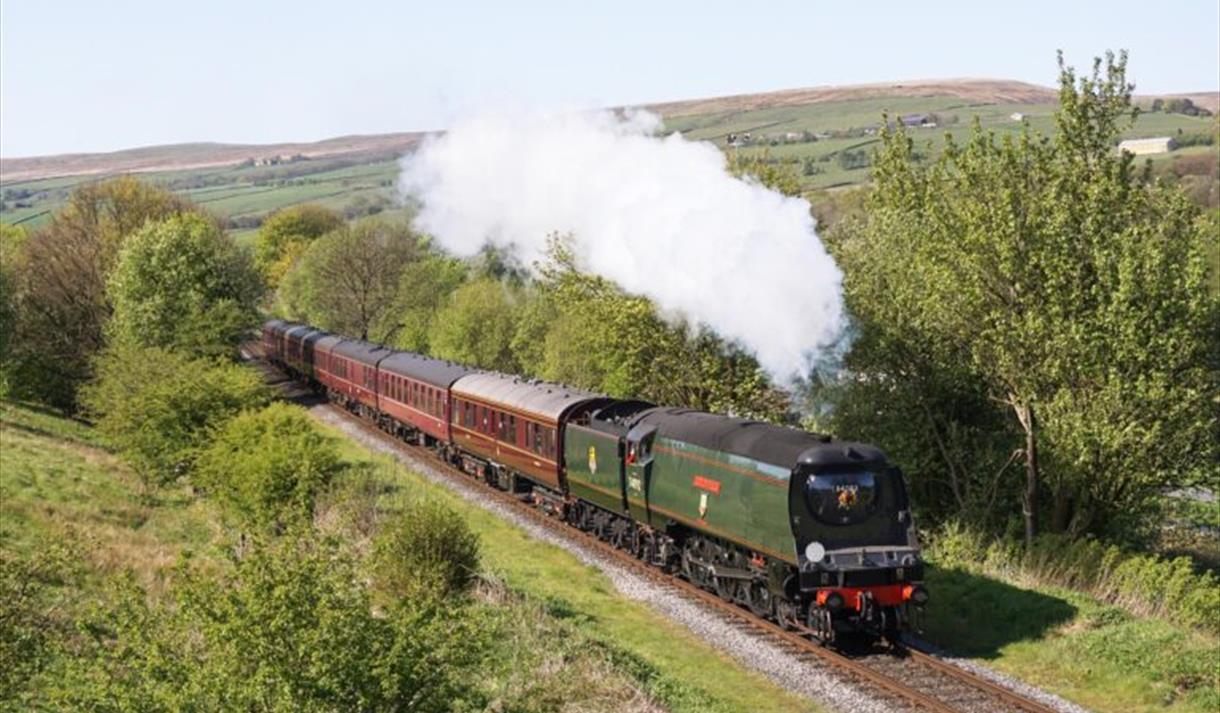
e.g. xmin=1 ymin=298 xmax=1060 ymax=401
xmin=398 ymin=108 xmax=845 ymax=381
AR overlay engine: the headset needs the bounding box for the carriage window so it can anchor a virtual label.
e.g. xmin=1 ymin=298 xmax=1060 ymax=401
xmin=507 ymin=415 xmax=517 ymax=444
xmin=549 ymin=428 xmax=557 ymax=458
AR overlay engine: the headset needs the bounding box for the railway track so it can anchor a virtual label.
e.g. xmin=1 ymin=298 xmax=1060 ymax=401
xmin=254 ymin=353 xmax=1062 ymax=713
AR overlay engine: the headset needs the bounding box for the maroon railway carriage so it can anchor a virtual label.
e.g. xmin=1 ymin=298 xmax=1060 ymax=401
xmin=314 ymin=337 xmax=394 ymax=414
xmin=262 ymin=319 xmax=291 ymax=364
xmin=313 ymin=334 xmax=346 ymax=393
xmin=449 ymin=372 xmax=608 ymax=496
xmin=377 ymin=352 xmax=474 ymax=445
xmin=282 ymin=325 xmax=317 ymax=376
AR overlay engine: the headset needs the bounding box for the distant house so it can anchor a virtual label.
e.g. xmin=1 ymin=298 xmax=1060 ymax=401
xmin=900 ymin=114 xmax=932 ymax=128
xmin=1010 ymin=112 xmax=1026 ymax=121
xmin=1118 ymin=137 xmax=1176 ymax=155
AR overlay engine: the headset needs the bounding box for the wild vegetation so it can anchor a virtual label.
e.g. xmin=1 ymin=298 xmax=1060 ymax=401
xmin=825 ymin=52 xmax=1218 ymax=547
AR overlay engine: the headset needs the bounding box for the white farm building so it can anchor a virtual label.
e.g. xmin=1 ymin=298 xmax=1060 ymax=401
xmin=1118 ymin=137 xmax=1176 ymax=155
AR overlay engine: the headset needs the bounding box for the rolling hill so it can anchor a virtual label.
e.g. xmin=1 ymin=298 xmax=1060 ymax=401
xmin=2 ymin=78 xmax=1215 ymax=233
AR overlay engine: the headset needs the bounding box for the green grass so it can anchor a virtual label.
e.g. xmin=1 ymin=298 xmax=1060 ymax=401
xmin=321 ymin=422 xmax=821 ymax=713
xmin=923 ymin=563 xmax=1220 ymax=713
xmin=0 ymin=400 xmax=226 ymax=594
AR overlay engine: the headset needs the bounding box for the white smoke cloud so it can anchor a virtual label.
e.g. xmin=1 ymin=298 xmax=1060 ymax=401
xmin=398 ymin=108 xmax=846 ymax=381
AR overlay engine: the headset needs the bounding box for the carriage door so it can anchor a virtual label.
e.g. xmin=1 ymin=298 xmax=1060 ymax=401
xmin=624 ymin=425 xmax=657 ymax=524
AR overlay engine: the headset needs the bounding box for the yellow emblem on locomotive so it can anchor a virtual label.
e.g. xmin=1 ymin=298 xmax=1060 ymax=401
xmin=837 ymin=486 xmax=858 ymax=509
xmin=588 ymin=445 xmax=597 ymax=475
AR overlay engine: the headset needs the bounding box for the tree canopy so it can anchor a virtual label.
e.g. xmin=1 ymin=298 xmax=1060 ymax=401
xmin=253 ymin=204 xmax=343 ymax=286
xmin=6 ymin=178 xmax=198 ymax=410
xmin=278 ymin=217 xmax=422 ymax=340
xmin=830 ymin=51 xmax=1219 ymax=541
xmin=107 ymin=213 xmax=263 ymax=359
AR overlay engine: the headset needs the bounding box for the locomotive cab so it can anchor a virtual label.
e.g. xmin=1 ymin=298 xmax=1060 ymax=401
xmin=787 ymin=443 xmax=926 ymax=640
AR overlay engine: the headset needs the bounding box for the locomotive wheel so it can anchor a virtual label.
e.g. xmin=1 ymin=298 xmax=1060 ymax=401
xmin=775 ymin=598 xmax=800 ymax=630
xmin=745 ymin=581 xmax=775 ymax=619
xmin=713 ymin=576 xmax=738 ymax=602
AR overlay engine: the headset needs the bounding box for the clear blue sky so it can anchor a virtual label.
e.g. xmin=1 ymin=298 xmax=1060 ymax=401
xmin=2 ymin=0 xmax=1217 ymax=157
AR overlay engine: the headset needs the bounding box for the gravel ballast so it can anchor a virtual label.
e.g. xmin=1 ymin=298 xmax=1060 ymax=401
xmin=312 ymin=405 xmax=1091 ymax=713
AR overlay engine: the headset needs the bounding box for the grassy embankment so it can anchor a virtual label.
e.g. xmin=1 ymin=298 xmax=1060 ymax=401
xmin=0 ymin=399 xmax=818 ymax=713
xmin=921 ymin=549 xmax=1219 ymax=713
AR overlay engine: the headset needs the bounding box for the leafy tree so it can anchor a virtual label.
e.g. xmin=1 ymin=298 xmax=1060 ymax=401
xmin=370 ymin=500 xmax=481 ymax=602
xmin=6 ymin=178 xmax=196 ymax=410
xmin=80 ymin=345 xmax=272 ymax=493
xmin=832 ymin=51 xmax=1218 ymax=542
xmin=278 ymin=217 xmax=421 ymax=340
xmin=516 ymin=237 xmax=788 ymax=420
xmin=374 ymin=251 xmax=468 ymax=353
xmin=0 ymin=225 xmax=28 ymax=396
xmin=194 ymin=403 xmax=344 ymax=532
xmin=726 ymin=149 xmax=803 ymax=197
xmin=107 ymin=214 xmax=263 ymax=359
xmin=253 ymin=204 xmax=342 ymax=286
xmin=428 ymin=278 xmax=522 ymax=372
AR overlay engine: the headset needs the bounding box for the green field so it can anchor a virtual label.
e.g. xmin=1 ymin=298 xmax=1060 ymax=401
xmin=3 ymin=93 xmax=1213 ymax=230
xmin=1 ymin=156 xmax=403 ymax=231
xmin=667 ymin=96 xmax=1217 ymax=189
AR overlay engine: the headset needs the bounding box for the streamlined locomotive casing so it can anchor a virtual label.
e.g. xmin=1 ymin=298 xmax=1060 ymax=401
xmin=563 ymin=400 xmax=655 ymax=514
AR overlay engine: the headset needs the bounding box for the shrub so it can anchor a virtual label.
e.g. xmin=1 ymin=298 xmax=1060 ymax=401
xmin=370 ymin=499 xmax=481 ymax=602
xmin=194 ymin=403 xmax=343 ymax=531
xmin=0 ymin=542 xmax=80 ymax=705
xmin=80 ymin=345 xmax=271 ymax=492
xmin=52 ymin=536 xmax=490 ymax=712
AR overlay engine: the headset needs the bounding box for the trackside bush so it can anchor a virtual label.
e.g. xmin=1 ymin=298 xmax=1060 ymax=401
xmin=51 ymin=536 xmax=490 ymax=712
xmin=371 ymin=500 xmax=481 ymax=602
xmin=928 ymin=523 xmax=1220 ymax=635
xmin=194 ymin=403 xmax=343 ymax=531
xmin=79 ymin=345 xmax=271 ymax=492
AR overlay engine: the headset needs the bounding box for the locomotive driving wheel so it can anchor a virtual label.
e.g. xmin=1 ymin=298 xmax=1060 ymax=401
xmin=775 ymin=597 xmax=800 ymax=630
xmin=744 ymin=581 xmax=775 ymax=618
